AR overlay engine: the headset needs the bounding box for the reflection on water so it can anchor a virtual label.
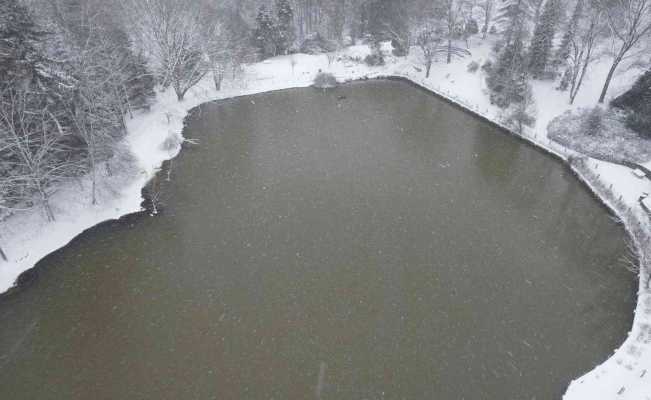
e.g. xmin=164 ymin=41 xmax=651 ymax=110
xmin=0 ymin=81 xmax=635 ymax=400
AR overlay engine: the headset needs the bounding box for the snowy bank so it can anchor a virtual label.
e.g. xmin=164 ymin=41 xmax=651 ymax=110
xmin=1 ymin=40 xmax=651 ymax=399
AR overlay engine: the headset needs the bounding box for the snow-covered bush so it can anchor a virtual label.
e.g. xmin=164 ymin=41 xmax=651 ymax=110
xmin=505 ymin=93 xmax=537 ymax=134
xmin=625 ymin=112 xmax=651 ymax=139
xmin=548 ymin=109 xmax=651 ymax=163
xmin=364 ymin=52 xmax=384 ymax=66
xmin=583 ymin=107 xmax=604 ymax=136
xmin=364 ymin=46 xmax=385 ymax=66
xmin=465 ymin=19 xmax=479 ymax=35
xmin=481 ymin=60 xmax=493 ymax=73
xmin=300 ymin=33 xmax=337 ymax=54
xmin=313 ymin=72 xmax=337 ymax=89
xmin=467 ymin=61 xmax=480 ymax=73
xmin=391 ymin=39 xmax=408 ymax=56
xmin=612 ymin=69 xmax=651 ymax=138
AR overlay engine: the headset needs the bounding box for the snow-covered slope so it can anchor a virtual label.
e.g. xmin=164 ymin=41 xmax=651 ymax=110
xmin=1 ymin=39 xmax=650 ymax=399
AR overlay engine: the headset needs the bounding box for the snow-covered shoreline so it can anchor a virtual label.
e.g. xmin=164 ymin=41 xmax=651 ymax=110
xmin=1 ymin=45 xmax=650 ymax=398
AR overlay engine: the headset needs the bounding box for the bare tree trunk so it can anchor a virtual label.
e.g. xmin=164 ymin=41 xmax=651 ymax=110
xmin=598 ymin=57 xmax=621 ymax=103
xmin=213 ymin=67 xmax=223 ymax=91
xmin=175 ymin=85 xmax=186 ymax=101
xmin=88 ymin=135 xmax=97 ymax=205
xmin=570 ymin=52 xmax=591 ymax=104
xmin=91 ymin=165 xmax=97 ymax=205
xmin=482 ymin=1 xmax=493 ymax=39
xmin=0 ymin=246 xmax=7 ymax=262
xmin=426 ymin=61 xmax=432 ymax=78
xmin=40 ymin=189 xmax=55 ymax=222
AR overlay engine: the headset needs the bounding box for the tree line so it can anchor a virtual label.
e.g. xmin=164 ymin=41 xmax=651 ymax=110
xmin=1 ymin=0 xmax=250 ymax=221
xmin=2 ymin=0 xmax=650 ymax=223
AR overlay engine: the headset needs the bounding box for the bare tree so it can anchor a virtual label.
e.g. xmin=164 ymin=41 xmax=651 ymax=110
xmin=0 ymin=89 xmax=83 ymax=221
xmin=441 ymin=0 xmax=472 ymax=63
xmin=62 ymin=26 xmax=132 ymax=204
xmin=127 ymin=0 xmax=209 ymax=101
xmin=416 ymin=27 xmax=444 ymax=77
xmin=199 ymin=4 xmax=229 ymax=91
xmin=567 ymin=8 xmax=604 ymax=104
xmin=480 ymin=0 xmax=496 ymax=38
xmin=597 ymin=0 xmax=651 ymax=103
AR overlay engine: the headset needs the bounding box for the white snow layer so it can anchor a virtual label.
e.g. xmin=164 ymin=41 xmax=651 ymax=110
xmin=1 ymin=39 xmax=650 ymax=399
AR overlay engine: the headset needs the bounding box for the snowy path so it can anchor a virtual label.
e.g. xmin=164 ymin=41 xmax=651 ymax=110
xmin=1 ymin=42 xmax=651 ymax=399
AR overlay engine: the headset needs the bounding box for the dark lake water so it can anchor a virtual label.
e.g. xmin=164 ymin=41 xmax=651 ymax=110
xmin=0 ymin=80 xmax=636 ymax=399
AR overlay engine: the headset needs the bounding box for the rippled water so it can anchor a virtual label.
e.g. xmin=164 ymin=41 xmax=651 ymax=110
xmin=0 ymin=80 xmax=635 ymax=399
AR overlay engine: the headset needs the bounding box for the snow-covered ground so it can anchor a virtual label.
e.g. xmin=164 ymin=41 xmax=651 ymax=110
xmin=1 ymin=37 xmax=651 ymax=399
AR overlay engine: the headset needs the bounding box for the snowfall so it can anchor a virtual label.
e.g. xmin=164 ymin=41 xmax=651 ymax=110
xmin=1 ymin=38 xmax=651 ymax=399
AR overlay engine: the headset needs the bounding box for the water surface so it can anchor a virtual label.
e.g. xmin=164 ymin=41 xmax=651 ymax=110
xmin=0 ymin=81 xmax=635 ymax=399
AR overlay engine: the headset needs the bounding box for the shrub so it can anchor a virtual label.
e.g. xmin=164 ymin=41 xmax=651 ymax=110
xmin=465 ymin=19 xmax=479 ymax=35
xmin=507 ymin=107 xmax=536 ymax=133
xmin=391 ymin=39 xmax=408 ymax=56
xmin=625 ymin=112 xmax=651 ymax=139
xmin=505 ymin=84 xmax=537 ymax=134
xmin=481 ymin=60 xmax=493 ymax=73
xmin=612 ymin=69 xmax=651 ymax=137
xmin=300 ymin=32 xmax=337 ymax=54
xmin=364 ymin=49 xmax=385 ymax=66
xmin=583 ymin=107 xmax=604 ymax=136
xmin=313 ymin=72 xmax=337 ymax=89
xmin=467 ymin=61 xmax=480 ymax=73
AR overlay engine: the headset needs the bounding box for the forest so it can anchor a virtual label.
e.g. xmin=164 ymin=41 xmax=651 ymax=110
xmin=1 ymin=0 xmax=650 ymax=222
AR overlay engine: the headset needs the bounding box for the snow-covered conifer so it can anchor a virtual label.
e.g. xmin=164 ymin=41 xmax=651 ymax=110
xmin=276 ymin=0 xmax=295 ymax=55
xmin=254 ymin=5 xmax=278 ymax=58
xmin=528 ymin=0 xmax=563 ymax=78
xmin=0 ymin=0 xmax=48 ymax=88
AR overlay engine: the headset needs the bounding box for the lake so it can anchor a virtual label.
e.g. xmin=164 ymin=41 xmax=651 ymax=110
xmin=0 ymin=80 xmax=635 ymax=399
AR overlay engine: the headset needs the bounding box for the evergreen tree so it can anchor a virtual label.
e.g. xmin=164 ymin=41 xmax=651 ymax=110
xmin=276 ymin=0 xmax=295 ymax=55
xmin=361 ymin=0 xmax=409 ymax=55
xmin=554 ymin=0 xmax=584 ymax=69
xmin=506 ymin=69 xmax=536 ymax=133
xmin=528 ymin=0 xmax=563 ymax=78
xmin=325 ymin=0 xmax=346 ymax=42
xmin=494 ymin=0 xmax=533 ymax=45
xmin=487 ymin=0 xmax=532 ymax=108
xmin=0 ymin=0 xmax=48 ymax=88
xmin=253 ymin=5 xmax=278 ymax=58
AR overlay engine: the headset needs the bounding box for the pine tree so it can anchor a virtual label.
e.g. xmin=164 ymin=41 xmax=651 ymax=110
xmin=487 ymin=0 xmax=532 ymax=108
xmin=528 ymin=0 xmax=563 ymax=78
xmin=361 ymin=0 xmax=409 ymax=54
xmin=253 ymin=5 xmax=277 ymax=58
xmin=554 ymin=0 xmax=584 ymax=68
xmin=361 ymin=0 xmax=390 ymax=41
xmin=494 ymin=0 xmax=533 ymax=46
xmin=0 ymin=0 xmax=48 ymax=88
xmin=275 ymin=0 xmax=295 ymax=55
xmin=506 ymin=69 xmax=537 ymax=133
